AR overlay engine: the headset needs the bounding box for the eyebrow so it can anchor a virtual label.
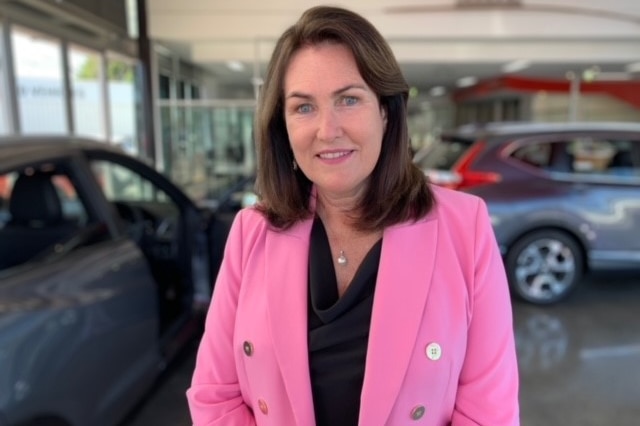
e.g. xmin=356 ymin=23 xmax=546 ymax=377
xmin=285 ymin=83 xmax=368 ymax=101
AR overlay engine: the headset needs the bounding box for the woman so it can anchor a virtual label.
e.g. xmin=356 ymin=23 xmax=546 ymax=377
xmin=187 ymin=5 xmax=519 ymax=425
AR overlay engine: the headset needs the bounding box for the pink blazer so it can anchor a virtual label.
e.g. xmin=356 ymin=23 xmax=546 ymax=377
xmin=187 ymin=185 xmax=520 ymax=425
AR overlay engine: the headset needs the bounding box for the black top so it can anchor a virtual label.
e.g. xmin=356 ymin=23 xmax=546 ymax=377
xmin=307 ymin=218 xmax=382 ymax=426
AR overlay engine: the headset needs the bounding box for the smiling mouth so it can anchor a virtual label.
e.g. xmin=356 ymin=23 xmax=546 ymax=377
xmin=318 ymin=151 xmax=351 ymax=160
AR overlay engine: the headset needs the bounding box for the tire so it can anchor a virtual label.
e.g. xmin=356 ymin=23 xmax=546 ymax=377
xmin=506 ymin=229 xmax=584 ymax=305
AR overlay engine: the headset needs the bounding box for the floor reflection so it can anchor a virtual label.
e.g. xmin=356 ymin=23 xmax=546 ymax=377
xmin=515 ymin=272 xmax=640 ymax=426
xmin=516 ymin=309 xmax=570 ymax=376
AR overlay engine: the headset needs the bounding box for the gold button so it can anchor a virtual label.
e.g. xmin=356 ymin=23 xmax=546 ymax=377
xmin=243 ymin=341 xmax=253 ymax=356
xmin=410 ymin=405 xmax=426 ymax=420
xmin=258 ymin=398 xmax=268 ymax=415
xmin=425 ymin=342 xmax=441 ymax=361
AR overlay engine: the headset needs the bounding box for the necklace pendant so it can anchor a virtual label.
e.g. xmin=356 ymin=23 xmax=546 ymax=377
xmin=337 ymin=250 xmax=348 ymax=266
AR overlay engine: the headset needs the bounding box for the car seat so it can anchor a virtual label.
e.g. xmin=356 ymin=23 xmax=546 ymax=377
xmin=0 ymin=172 xmax=78 ymax=270
xmin=547 ymin=143 xmax=575 ymax=172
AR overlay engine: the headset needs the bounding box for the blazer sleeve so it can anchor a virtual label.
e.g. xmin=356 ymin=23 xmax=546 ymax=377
xmin=451 ymin=198 xmax=520 ymax=425
xmin=186 ymin=210 xmax=257 ymax=426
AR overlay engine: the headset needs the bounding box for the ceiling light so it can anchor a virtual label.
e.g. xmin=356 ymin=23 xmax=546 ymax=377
xmin=226 ymin=60 xmax=245 ymax=72
xmin=456 ymin=76 xmax=478 ymax=88
xmin=429 ymin=86 xmax=446 ymax=97
xmin=582 ymin=66 xmax=600 ymax=82
xmin=502 ymin=59 xmax=531 ymax=73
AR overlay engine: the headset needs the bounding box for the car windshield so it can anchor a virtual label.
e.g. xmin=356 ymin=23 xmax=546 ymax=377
xmin=414 ymin=135 xmax=475 ymax=170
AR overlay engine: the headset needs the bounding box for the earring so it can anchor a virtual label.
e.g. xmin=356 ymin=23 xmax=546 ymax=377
xmin=293 ymin=160 xmax=298 ymax=170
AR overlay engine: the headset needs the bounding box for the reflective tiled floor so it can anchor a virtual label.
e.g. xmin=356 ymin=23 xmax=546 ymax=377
xmin=516 ymin=271 xmax=640 ymax=426
xmin=118 ymin=338 xmax=195 ymax=426
xmin=121 ymin=272 xmax=640 ymax=426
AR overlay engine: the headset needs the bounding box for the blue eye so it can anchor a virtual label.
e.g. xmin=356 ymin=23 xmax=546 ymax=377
xmin=343 ymin=96 xmax=358 ymax=106
xmin=297 ymin=104 xmax=312 ymax=114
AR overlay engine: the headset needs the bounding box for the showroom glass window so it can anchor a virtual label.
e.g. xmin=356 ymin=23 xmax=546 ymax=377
xmin=69 ymin=44 xmax=105 ymax=139
xmin=0 ymin=23 xmax=8 ymax=135
xmin=108 ymin=54 xmax=140 ymax=156
xmin=158 ymin=72 xmax=174 ymax=177
xmin=12 ymin=26 xmax=67 ymax=134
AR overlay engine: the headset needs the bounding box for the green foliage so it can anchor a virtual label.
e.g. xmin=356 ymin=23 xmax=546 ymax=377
xmin=76 ymin=57 xmax=134 ymax=82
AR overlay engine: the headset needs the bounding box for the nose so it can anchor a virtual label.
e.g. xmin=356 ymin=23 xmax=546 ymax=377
xmin=316 ymin=107 xmax=342 ymax=142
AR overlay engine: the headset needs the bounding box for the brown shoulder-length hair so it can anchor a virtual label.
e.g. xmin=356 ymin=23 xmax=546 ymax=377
xmin=255 ymin=5 xmax=434 ymax=231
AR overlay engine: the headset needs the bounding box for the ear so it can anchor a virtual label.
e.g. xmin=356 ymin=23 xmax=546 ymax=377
xmin=381 ymin=106 xmax=388 ymax=130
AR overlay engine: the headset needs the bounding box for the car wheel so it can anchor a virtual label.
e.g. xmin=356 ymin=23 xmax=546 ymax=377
xmin=506 ymin=230 xmax=584 ymax=305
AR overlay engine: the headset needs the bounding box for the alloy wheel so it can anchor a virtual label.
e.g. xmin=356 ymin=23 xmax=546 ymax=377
xmin=507 ymin=230 xmax=584 ymax=304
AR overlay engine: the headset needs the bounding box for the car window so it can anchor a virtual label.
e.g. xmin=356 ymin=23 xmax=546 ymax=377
xmin=511 ymin=143 xmax=552 ymax=168
xmin=0 ymin=170 xmax=89 ymax=228
xmin=510 ymin=137 xmax=640 ymax=178
xmin=414 ymin=136 xmax=474 ymax=170
xmin=53 ymin=174 xmax=90 ymax=224
xmin=91 ymin=160 xmax=180 ymax=230
xmin=511 ymin=141 xmax=573 ymax=172
xmin=93 ymin=161 xmax=171 ymax=203
xmin=569 ymin=138 xmax=639 ymax=177
xmin=0 ymin=173 xmax=14 ymax=225
xmin=0 ymin=164 xmax=109 ymax=272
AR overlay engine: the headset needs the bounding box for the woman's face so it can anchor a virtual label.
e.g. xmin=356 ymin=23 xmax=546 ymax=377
xmin=283 ymin=42 xmax=386 ymax=200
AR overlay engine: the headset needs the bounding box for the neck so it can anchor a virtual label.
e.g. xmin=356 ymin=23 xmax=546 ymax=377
xmin=315 ymin=193 xmax=358 ymax=228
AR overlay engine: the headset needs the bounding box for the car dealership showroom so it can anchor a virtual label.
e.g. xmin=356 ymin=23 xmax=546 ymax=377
xmin=1 ymin=1 xmax=639 ymax=425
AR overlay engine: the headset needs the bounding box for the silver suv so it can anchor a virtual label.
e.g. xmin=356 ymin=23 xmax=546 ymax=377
xmin=414 ymin=122 xmax=640 ymax=305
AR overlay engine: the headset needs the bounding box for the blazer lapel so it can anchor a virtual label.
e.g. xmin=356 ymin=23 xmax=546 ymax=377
xmin=359 ymin=215 xmax=438 ymax=425
xmin=265 ymin=218 xmax=316 ymax=425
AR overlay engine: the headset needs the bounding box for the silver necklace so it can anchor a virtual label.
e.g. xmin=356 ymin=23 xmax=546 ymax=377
xmin=337 ymin=250 xmax=348 ymax=266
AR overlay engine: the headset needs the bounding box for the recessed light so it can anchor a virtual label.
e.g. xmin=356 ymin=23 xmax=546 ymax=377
xmin=456 ymin=76 xmax=478 ymax=88
xmin=429 ymin=86 xmax=446 ymax=96
xmin=226 ymin=60 xmax=245 ymax=72
xmin=502 ymin=59 xmax=531 ymax=73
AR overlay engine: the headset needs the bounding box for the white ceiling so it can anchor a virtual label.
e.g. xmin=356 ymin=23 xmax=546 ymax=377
xmin=147 ymin=0 xmax=640 ymax=96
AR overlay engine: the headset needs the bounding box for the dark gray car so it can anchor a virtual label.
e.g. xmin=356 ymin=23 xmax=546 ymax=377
xmin=414 ymin=122 xmax=640 ymax=305
xmin=0 ymin=137 xmax=232 ymax=426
